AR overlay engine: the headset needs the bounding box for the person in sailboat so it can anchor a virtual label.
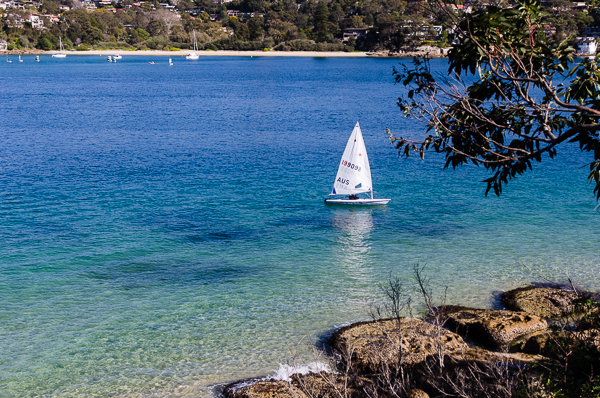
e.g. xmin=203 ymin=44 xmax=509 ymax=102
xmin=349 ymin=194 xmax=359 ymax=200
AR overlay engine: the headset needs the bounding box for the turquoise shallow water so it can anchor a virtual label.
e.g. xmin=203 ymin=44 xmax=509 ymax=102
xmin=1 ymin=55 xmax=599 ymax=397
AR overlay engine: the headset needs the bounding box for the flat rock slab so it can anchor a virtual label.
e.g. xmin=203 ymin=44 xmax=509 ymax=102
xmin=292 ymin=372 xmax=359 ymax=398
xmin=447 ymin=347 xmax=546 ymax=365
xmin=227 ymin=381 xmax=308 ymax=398
xmin=501 ymin=286 xmax=579 ymax=318
xmin=438 ymin=306 xmax=548 ymax=349
xmin=330 ymin=318 xmax=467 ymax=373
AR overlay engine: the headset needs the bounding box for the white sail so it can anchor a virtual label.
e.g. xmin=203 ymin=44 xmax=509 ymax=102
xmin=331 ymin=122 xmax=373 ymax=195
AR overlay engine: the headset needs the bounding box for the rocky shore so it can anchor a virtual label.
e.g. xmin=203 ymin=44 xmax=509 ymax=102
xmin=222 ymin=284 xmax=600 ymax=398
xmin=2 ymin=49 xmax=46 ymax=55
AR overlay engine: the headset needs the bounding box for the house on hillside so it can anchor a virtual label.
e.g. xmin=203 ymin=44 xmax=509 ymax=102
xmin=27 ymin=14 xmax=44 ymax=29
xmin=83 ymin=0 xmax=96 ymax=11
xmin=573 ymin=1 xmax=589 ymax=11
xmin=449 ymin=4 xmax=472 ymax=13
xmin=342 ymin=27 xmax=369 ymax=42
xmin=542 ymin=25 xmax=556 ymax=38
xmin=576 ymin=37 xmax=597 ymax=55
xmin=41 ymin=14 xmax=59 ymax=24
xmin=583 ymin=27 xmax=600 ymax=38
xmin=0 ymin=0 xmax=26 ymax=9
xmin=0 ymin=40 xmax=7 ymax=51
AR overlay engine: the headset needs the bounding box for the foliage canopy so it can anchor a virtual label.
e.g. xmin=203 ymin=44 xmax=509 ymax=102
xmin=390 ymin=0 xmax=600 ymax=198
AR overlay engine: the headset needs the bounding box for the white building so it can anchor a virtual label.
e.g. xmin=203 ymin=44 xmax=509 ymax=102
xmin=0 ymin=0 xmax=25 ymax=9
xmin=577 ymin=37 xmax=597 ymax=55
xmin=27 ymin=14 xmax=44 ymax=29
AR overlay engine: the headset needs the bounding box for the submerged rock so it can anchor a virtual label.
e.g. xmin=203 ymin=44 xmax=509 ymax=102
xmin=501 ymin=286 xmax=580 ymax=318
xmin=329 ymin=318 xmax=467 ymax=373
xmin=437 ymin=306 xmax=548 ymax=349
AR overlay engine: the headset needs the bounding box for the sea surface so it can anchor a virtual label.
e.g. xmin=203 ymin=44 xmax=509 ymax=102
xmin=1 ymin=54 xmax=598 ymax=398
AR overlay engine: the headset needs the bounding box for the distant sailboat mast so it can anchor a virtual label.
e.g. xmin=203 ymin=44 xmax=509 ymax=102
xmin=186 ymin=30 xmax=199 ymax=60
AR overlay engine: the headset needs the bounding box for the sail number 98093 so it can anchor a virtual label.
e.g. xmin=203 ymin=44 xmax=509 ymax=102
xmin=342 ymin=160 xmax=361 ymax=172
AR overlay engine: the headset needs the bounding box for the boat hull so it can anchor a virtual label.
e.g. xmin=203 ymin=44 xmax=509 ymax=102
xmin=325 ymin=198 xmax=390 ymax=205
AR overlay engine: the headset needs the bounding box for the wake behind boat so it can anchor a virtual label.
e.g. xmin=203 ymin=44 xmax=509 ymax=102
xmin=325 ymin=122 xmax=390 ymax=205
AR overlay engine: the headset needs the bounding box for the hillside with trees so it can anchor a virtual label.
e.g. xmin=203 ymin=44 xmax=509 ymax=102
xmin=1 ymin=0 xmax=599 ymax=52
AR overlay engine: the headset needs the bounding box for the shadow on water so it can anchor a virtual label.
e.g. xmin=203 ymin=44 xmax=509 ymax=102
xmin=184 ymin=230 xmax=263 ymax=243
xmin=83 ymin=261 xmax=256 ymax=288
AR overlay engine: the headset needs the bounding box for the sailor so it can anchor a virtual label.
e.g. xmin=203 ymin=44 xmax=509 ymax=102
xmin=349 ymin=194 xmax=358 ymax=200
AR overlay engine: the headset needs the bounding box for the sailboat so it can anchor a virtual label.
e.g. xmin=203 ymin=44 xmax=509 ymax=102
xmin=52 ymin=37 xmax=67 ymax=58
xmin=18 ymin=55 xmax=23 ymax=62
xmin=186 ymin=30 xmax=199 ymax=60
xmin=325 ymin=122 xmax=390 ymax=205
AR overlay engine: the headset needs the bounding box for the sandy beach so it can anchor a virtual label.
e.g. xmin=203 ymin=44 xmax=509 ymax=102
xmin=4 ymin=48 xmax=449 ymax=57
xmin=38 ymin=49 xmax=370 ymax=57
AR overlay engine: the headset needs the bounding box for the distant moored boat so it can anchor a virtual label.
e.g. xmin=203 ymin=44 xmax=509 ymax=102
xmin=186 ymin=30 xmax=199 ymax=60
xmin=52 ymin=37 xmax=67 ymax=58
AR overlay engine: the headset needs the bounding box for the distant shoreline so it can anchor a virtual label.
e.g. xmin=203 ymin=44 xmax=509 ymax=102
xmin=2 ymin=49 xmax=448 ymax=58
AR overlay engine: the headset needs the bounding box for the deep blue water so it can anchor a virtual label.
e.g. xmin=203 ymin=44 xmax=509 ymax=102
xmin=1 ymin=54 xmax=599 ymax=397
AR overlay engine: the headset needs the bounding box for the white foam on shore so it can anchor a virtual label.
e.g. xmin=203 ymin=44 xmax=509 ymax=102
xmin=272 ymin=362 xmax=331 ymax=382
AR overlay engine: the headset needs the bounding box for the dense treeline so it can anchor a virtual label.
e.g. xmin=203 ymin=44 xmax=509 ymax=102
xmin=1 ymin=0 xmax=599 ymax=52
